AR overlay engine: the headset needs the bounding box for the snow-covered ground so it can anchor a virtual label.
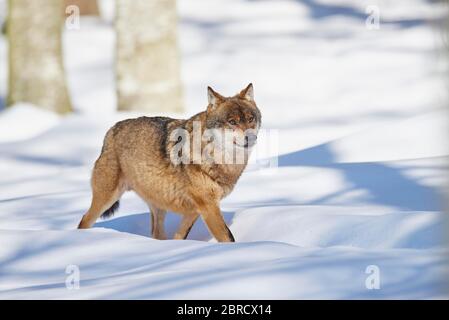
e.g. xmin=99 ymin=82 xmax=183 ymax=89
xmin=0 ymin=0 xmax=448 ymax=299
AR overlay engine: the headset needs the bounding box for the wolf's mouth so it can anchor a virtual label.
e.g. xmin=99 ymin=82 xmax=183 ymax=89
xmin=233 ymin=140 xmax=257 ymax=149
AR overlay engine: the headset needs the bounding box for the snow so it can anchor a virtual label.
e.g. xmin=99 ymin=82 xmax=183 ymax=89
xmin=0 ymin=0 xmax=448 ymax=299
xmin=0 ymin=103 xmax=60 ymax=143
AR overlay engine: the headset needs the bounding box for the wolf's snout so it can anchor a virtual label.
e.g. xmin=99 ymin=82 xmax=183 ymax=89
xmin=244 ymin=133 xmax=257 ymax=148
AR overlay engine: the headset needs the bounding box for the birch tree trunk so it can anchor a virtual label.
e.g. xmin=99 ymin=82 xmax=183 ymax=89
xmin=116 ymin=0 xmax=183 ymax=113
xmin=7 ymin=0 xmax=72 ymax=113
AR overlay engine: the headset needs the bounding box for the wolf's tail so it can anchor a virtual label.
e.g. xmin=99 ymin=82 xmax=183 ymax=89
xmin=101 ymin=201 xmax=120 ymax=219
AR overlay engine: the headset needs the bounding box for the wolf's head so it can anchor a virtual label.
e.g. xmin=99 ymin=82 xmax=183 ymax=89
xmin=205 ymin=84 xmax=261 ymax=150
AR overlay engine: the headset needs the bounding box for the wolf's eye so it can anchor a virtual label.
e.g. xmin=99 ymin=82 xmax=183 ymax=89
xmin=247 ymin=116 xmax=254 ymax=123
xmin=228 ymin=119 xmax=237 ymax=126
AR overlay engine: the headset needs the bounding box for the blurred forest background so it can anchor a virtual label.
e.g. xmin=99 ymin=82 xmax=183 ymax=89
xmin=3 ymin=0 xmax=183 ymax=114
xmin=0 ymin=0 xmax=447 ymax=123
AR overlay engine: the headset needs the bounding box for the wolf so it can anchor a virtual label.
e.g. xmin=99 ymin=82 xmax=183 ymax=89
xmin=77 ymin=84 xmax=261 ymax=242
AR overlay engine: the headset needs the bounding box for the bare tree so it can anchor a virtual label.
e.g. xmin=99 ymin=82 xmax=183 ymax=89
xmin=7 ymin=0 xmax=72 ymax=113
xmin=116 ymin=0 xmax=183 ymax=113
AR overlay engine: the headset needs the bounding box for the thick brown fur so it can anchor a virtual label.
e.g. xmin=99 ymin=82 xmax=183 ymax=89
xmin=78 ymin=84 xmax=261 ymax=242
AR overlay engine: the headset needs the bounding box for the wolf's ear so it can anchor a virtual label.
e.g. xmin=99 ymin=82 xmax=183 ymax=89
xmin=239 ymin=83 xmax=254 ymax=102
xmin=207 ymin=86 xmax=224 ymax=109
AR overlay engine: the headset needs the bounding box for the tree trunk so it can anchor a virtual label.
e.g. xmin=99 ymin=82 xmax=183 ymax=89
xmin=116 ymin=0 xmax=183 ymax=113
xmin=7 ymin=0 xmax=72 ymax=114
xmin=64 ymin=0 xmax=99 ymax=16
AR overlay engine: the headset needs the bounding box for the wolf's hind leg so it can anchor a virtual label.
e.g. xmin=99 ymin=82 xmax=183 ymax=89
xmin=78 ymin=154 xmax=123 ymax=229
xmin=149 ymin=204 xmax=167 ymax=240
xmin=174 ymin=214 xmax=199 ymax=240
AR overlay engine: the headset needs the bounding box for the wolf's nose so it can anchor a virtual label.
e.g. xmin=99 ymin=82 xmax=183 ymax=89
xmin=245 ymin=133 xmax=257 ymax=147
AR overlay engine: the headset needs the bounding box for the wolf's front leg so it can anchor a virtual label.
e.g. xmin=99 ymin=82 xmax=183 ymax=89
xmin=200 ymin=204 xmax=235 ymax=242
